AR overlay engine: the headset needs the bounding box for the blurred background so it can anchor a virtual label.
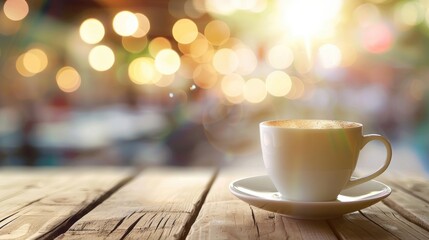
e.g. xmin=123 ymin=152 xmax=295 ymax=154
xmin=0 ymin=0 xmax=428 ymax=176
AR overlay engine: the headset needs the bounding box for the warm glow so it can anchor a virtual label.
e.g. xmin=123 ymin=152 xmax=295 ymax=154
xmin=133 ymin=13 xmax=150 ymax=38
xmin=279 ymin=0 xmax=342 ymax=37
xmin=243 ymin=78 xmax=267 ymax=103
xmin=184 ymin=0 xmax=204 ymax=18
xmin=286 ymin=76 xmax=305 ymax=99
xmin=193 ymin=64 xmax=217 ymax=89
xmin=235 ymin=47 xmax=257 ymax=76
xmin=88 ymin=45 xmax=115 ymax=71
xmin=172 ymin=18 xmax=198 ymax=44
xmin=205 ymin=0 xmax=267 ymax=14
xmin=354 ymin=4 xmax=380 ymax=28
xmin=23 ymin=48 xmax=48 ymax=74
xmin=221 ymin=74 xmax=245 ymax=97
xmin=80 ymin=18 xmax=105 ymax=44
xmin=128 ymin=57 xmax=161 ymax=84
xmin=204 ymin=20 xmax=230 ymax=46
xmin=361 ymin=23 xmax=393 ymax=53
xmin=155 ymin=74 xmax=175 ymax=87
xmin=155 ymin=49 xmax=181 ymax=75
xmin=178 ymin=55 xmax=196 ymax=79
xmin=113 ymin=11 xmax=138 ymax=36
xmin=267 ymin=45 xmax=294 ymax=69
xmin=122 ymin=36 xmax=148 ymax=53
xmin=16 ymin=53 xmax=33 ymax=77
xmin=3 ymin=0 xmax=28 ymax=21
xmin=194 ymin=45 xmax=214 ymax=63
xmin=212 ymin=48 xmax=239 ymax=75
xmin=148 ymin=37 xmax=171 ymax=57
xmin=318 ymin=44 xmax=342 ymax=68
xmin=0 ymin=10 xmax=21 ymax=35
xmin=56 ymin=67 xmax=81 ymax=93
xmin=189 ymin=34 xmax=209 ymax=58
xmin=266 ymin=71 xmax=292 ymax=97
xmin=395 ymin=1 xmax=424 ymax=27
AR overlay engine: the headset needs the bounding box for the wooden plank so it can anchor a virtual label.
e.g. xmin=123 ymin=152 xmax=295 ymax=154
xmin=381 ymin=185 xmax=429 ymax=231
xmin=0 ymin=168 xmax=133 ymax=240
xmin=328 ymin=211 xmax=397 ymax=240
xmin=360 ymin=203 xmax=429 ymax=240
xmin=186 ymin=168 xmax=337 ymax=240
xmin=58 ymin=167 xmax=216 ymax=240
xmin=380 ymin=176 xmax=429 ymax=203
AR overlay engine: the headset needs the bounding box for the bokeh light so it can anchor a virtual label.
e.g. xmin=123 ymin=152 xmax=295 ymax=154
xmin=221 ymin=74 xmax=245 ymax=97
xmin=23 ymin=48 xmax=48 ymax=74
xmin=88 ymin=45 xmax=115 ymax=71
xmin=122 ymin=36 xmax=148 ymax=53
xmin=155 ymin=49 xmax=181 ymax=75
xmin=279 ymin=0 xmax=342 ymax=37
xmin=212 ymin=48 xmax=239 ymax=75
xmin=56 ymin=67 xmax=81 ymax=93
xmin=234 ymin=47 xmax=257 ymax=76
xmin=79 ymin=18 xmax=105 ymax=44
xmin=189 ymin=34 xmax=210 ymax=58
xmin=204 ymin=20 xmax=230 ymax=46
xmin=172 ymin=18 xmax=198 ymax=44
xmin=178 ymin=55 xmax=196 ymax=79
xmin=3 ymin=0 xmax=29 ymax=21
xmin=266 ymin=71 xmax=292 ymax=97
xmin=148 ymin=37 xmax=171 ymax=57
xmin=361 ymin=23 xmax=393 ymax=53
xmin=155 ymin=74 xmax=175 ymax=87
xmin=318 ymin=44 xmax=342 ymax=68
xmin=394 ymin=1 xmax=424 ymax=27
xmin=193 ymin=64 xmax=217 ymax=89
xmin=354 ymin=3 xmax=380 ymax=28
xmin=128 ymin=57 xmax=161 ymax=84
xmin=133 ymin=13 xmax=150 ymax=38
xmin=243 ymin=78 xmax=267 ymax=103
xmin=113 ymin=11 xmax=138 ymax=37
xmin=184 ymin=0 xmax=205 ymax=18
xmin=16 ymin=53 xmax=33 ymax=77
xmin=205 ymin=0 xmax=236 ymax=15
xmin=267 ymin=45 xmax=294 ymax=69
xmin=286 ymin=76 xmax=305 ymax=99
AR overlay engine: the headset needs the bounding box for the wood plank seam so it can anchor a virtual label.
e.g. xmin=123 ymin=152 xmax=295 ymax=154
xmin=388 ymin=181 xmax=429 ymax=205
xmin=359 ymin=204 xmax=429 ymax=240
xmin=40 ymin=172 xmax=138 ymax=240
xmin=382 ymin=198 xmax=429 ymax=232
xmin=358 ymin=209 xmax=401 ymax=239
xmin=118 ymin=213 xmax=147 ymax=240
xmin=179 ymin=168 xmax=218 ymax=240
xmin=326 ymin=220 xmax=342 ymax=240
xmin=249 ymin=206 xmax=260 ymax=237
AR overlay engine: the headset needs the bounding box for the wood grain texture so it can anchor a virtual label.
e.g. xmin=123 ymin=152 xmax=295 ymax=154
xmin=186 ymin=168 xmax=337 ymax=240
xmin=380 ymin=179 xmax=429 ymax=231
xmin=360 ymin=203 xmax=429 ymax=240
xmin=58 ymin=167 xmax=216 ymax=240
xmin=0 ymin=168 xmax=133 ymax=240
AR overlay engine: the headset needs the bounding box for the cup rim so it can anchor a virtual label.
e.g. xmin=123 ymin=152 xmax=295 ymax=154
xmin=260 ymin=119 xmax=363 ymax=130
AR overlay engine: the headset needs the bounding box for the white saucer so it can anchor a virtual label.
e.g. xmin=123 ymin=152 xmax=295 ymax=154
xmin=229 ymin=175 xmax=391 ymax=220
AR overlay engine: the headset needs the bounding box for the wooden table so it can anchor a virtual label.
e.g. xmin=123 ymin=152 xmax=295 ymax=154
xmin=0 ymin=167 xmax=428 ymax=239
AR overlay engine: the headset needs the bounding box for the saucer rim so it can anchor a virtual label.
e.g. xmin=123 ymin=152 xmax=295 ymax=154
xmin=229 ymin=175 xmax=391 ymax=205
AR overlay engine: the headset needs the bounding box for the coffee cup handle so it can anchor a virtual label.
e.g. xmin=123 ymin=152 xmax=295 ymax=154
xmin=344 ymin=134 xmax=392 ymax=189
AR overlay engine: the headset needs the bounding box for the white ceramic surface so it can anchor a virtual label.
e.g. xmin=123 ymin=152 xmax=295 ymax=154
xmin=229 ymin=175 xmax=391 ymax=220
xmin=260 ymin=119 xmax=392 ymax=201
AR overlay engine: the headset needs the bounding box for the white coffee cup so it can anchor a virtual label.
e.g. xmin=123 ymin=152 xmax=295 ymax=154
xmin=260 ymin=119 xmax=392 ymax=202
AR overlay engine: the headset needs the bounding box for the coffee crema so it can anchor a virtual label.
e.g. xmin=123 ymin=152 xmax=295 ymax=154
xmin=263 ymin=120 xmax=361 ymax=129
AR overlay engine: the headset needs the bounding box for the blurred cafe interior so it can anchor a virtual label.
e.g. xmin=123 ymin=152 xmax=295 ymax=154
xmin=0 ymin=0 xmax=428 ymax=177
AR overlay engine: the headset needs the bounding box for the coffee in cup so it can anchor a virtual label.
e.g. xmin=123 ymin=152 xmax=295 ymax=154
xmin=260 ymin=119 xmax=392 ymax=202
